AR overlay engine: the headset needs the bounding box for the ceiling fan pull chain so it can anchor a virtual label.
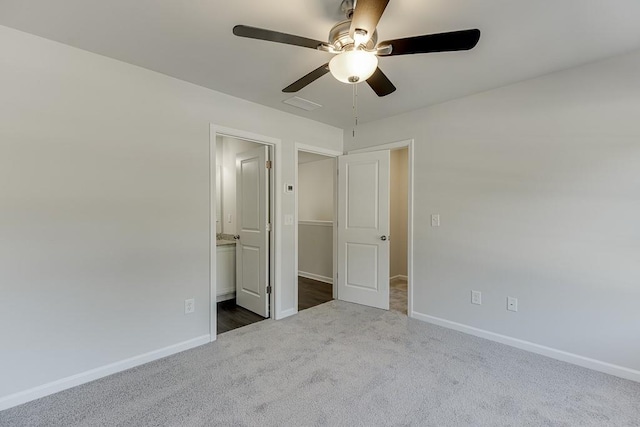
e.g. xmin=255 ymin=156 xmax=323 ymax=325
xmin=355 ymin=83 xmax=359 ymax=128
xmin=352 ymin=83 xmax=359 ymax=138
xmin=352 ymin=84 xmax=358 ymax=137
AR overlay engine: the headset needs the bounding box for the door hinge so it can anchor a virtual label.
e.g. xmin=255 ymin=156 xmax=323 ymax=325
xmin=266 ymin=223 xmax=272 ymax=232
xmin=266 ymin=160 xmax=272 ymax=169
xmin=266 ymin=285 xmax=272 ymax=294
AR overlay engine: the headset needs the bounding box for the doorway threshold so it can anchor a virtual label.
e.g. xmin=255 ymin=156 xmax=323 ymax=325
xmin=217 ymin=299 xmax=267 ymax=334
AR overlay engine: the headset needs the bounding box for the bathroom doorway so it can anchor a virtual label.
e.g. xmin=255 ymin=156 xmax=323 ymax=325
xmin=212 ymin=132 xmax=275 ymax=335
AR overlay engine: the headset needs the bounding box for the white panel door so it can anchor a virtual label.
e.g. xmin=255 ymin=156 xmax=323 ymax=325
xmin=236 ymin=146 xmax=269 ymax=318
xmin=337 ymin=150 xmax=390 ymax=309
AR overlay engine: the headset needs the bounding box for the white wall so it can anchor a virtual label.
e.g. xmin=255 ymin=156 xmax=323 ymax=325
xmin=390 ymin=148 xmax=408 ymax=279
xmin=0 ymin=25 xmax=342 ymax=403
xmin=215 ymin=138 xmax=223 ymax=234
xmin=219 ymin=136 xmax=262 ymax=235
xmin=297 ymin=158 xmax=334 ymax=282
xmin=345 ymin=50 xmax=640 ymax=375
xmin=298 ymin=158 xmax=335 ymax=222
xmin=298 ymin=222 xmax=334 ymax=283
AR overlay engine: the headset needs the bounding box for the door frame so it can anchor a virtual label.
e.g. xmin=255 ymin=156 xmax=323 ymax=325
xmin=209 ymin=124 xmax=281 ymax=341
xmin=294 ymin=143 xmax=342 ymax=313
xmin=347 ymin=139 xmax=415 ymax=317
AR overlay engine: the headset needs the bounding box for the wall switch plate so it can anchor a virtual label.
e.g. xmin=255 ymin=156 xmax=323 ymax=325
xmin=284 ymin=183 xmax=294 ymax=193
xmin=185 ymin=298 xmax=195 ymax=314
xmin=284 ymin=214 xmax=294 ymax=225
xmin=471 ymin=290 xmax=482 ymax=305
xmin=227 ymin=214 xmax=232 ymax=223
xmin=431 ymin=214 xmax=440 ymax=227
xmin=507 ymin=297 xmax=518 ymax=312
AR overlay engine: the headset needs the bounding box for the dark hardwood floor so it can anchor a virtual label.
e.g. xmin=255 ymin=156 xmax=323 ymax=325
xmin=216 ymin=277 xmax=333 ymax=335
xmin=298 ymin=276 xmax=333 ymax=311
xmin=217 ymin=299 xmax=266 ymax=334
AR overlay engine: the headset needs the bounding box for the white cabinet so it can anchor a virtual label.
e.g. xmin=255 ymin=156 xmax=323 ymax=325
xmin=216 ymin=245 xmax=236 ymax=301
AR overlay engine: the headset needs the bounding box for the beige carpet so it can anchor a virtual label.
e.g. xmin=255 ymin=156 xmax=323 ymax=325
xmin=390 ymin=278 xmax=408 ymax=314
xmin=2 ymin=301 xmax=639 ymax=426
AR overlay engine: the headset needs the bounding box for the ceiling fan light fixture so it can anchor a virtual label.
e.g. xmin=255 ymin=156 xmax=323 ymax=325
xmin=329 ymin=50 xmax=378 ymax=84
xmin=233 ymin=0 xmax=480 ymax=97
xmin=353 ymin=29 xmax=369 ymax=47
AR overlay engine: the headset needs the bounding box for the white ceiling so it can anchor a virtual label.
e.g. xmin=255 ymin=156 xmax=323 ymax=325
xmin=2 ymin=0 xmax=640 ymax=128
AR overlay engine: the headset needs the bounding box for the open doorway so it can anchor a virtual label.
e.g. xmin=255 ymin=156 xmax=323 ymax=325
xmin=212 ymin=133 xmax=274 ymax=335
xmin=389 ymin=147 xmax=409 ymax=315
xmin=336 ymin=140 xmax=413 ymax=316
xmin=295 ymin=147 xmax=341 ymax=312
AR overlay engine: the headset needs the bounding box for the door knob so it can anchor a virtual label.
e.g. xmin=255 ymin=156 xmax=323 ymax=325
xmin=380 ymin=235 xmax=388 ymax=241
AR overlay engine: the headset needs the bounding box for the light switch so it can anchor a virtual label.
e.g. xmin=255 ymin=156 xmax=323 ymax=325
xmin=284 ymin=214 xmax=294 ymax=225
xmin=431 ymin=214 xmax=440 ymax=227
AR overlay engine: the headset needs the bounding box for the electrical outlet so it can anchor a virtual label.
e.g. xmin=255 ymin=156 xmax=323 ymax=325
xmin=185 ymin=298 xmax=195 ymax=314
xmin=507 ymin=297 xmax=518 ymax=312
xmin=471 ymin=290 xmax=482 ymax=305
xmin=431 ymin=214 xmax=440 ymax=227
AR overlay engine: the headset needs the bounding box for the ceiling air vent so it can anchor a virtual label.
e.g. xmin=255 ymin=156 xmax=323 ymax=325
xmin=283 ymin=96 xmax=322 ymax=111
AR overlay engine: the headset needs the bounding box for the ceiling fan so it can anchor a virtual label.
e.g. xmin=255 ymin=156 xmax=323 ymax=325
xmin=233 ymin=0 xmax=480 ymax=97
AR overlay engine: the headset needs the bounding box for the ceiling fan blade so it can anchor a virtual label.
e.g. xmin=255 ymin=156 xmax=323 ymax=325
xmin=283 ymin=63 xmax=330 ymax=93
xmin=366 ymin=67 xmax=396 ymax=97
xmin=233 ymin=25 xmax=324 ymax=50
xmin=379 ymin=29 xmax=481 ymax=56
xmin=349 ymin=0 xmax=390 ymax=42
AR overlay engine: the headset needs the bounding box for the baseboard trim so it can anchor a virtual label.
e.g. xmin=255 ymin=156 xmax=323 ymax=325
xmin=216 ymin=291 xmax=235 ymax=302
xmin=298 ymin=271 xmax=333 ymax=284
xmin=277 ymin=308 xmax=297 ymax=320
xmin=410 ymin=311 xmax=640 ymax=383
xmin=0 ymin=334 xmax=211 ymax=411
